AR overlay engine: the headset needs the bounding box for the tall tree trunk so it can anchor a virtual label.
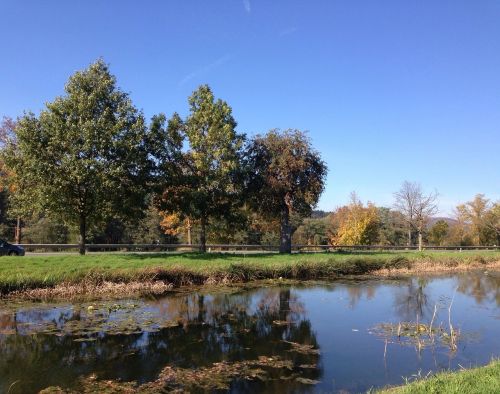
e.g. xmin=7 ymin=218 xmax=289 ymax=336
xmin=78 ymin=215 xmax=86 ymax=255
xmin=418 ymin=231 xmax=423 ymax=251
xmin=15 ymin=217 xmax=21 ymax=244
xmin=186 ymin=218 xmax=192 ymax=245
xmin=407 ymin=228 xmax=412 ymax=247
xmin=279 ymin=206 xmax=292 ymax=254
xmin=199 ymin=216 xmax=207 ymax=253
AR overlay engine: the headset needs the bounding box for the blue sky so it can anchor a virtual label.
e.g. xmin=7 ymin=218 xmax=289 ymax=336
xmin=1 ymin=0 xmax=499 ymax=215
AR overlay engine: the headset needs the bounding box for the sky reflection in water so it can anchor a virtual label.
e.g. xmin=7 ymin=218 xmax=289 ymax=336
xmin=0 ymin=271 xmax=499 ymax=393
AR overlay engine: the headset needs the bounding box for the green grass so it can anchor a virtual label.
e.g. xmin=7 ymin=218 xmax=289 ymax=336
xmin=0 ymin=250 xmax=498 ymax=295
xmin=378 ymin=360 xmax=500 ymax=393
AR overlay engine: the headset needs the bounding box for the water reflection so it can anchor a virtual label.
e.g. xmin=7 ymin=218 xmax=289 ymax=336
xmin=345 ymin=282 xmax=378 ymax=308
xmin=455 ymin=272 xmax=500 ymax=306
xmin=0 ymin=288 xmax=321 ymax=393
xmin=0 ymin=272 xmax=499 ymax=393
xmin=393 ymin=278 xmax=433 ymax=321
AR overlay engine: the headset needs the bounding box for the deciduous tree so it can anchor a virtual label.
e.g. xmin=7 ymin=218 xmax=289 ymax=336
xmin=158 ymin=85 xmax=244 ymax=252
xmin=0 ymin=117 xmax=21 ymax=243
xmin=484 ymin=203 xmax=500 ymax=245
xmin=245 ymin=129 xmax=327 ymax=253
xmin=2 ymin=60 xmax=151 ymax=254
xmin=394 ymin=181 xmax=438 ymax=251
xmin=377 ymin=207 xmax=406 ymax=246
xmin=330 ymin=193 xmax=379 ymax=245
xmin=456 ymin=194 xmax=499 ymax=245
xmin=428 ymin=220 xmax=449 ymax=246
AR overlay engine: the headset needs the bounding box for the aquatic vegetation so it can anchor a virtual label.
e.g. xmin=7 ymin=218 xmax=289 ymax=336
xmin=272 ymin=319 xmax=293 ymax=326
xmin=1 ymin=274 xmax=498 ymax=393
xmin=370 ymin=290 xmax=470 ymax=354
xmin=295 ymin=377 xmax=321 ymax=385
xmin=39 ymin=375 xmax=138 ymax=393
xmin=0 ymin=301 xmax=181 ymax=338
xmin=371 ymin=321 xmax=461 ymax=352
xmin=39 ymin=355 xmax=321 ymax=393
xmin=154 ymin=356 xmax=294 ymax=390
xmin=371 ymin=305 xmax=466 ymax=353
xmin=282 ymin=340 xmax=320 ymax=355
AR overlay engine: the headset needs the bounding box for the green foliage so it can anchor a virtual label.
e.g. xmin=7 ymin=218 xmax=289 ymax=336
xmin=158 ymin=85 xmax=245 ymax=251
xmin=128 ymin=205 xmax=175 ymax=244
xmin=86 ymin=204 xmax=175 ymax=244
xmin=377 ymin=207 xmax=406 ymax=246
xmin=428 ymin=220 xmax=449 ymax=246
xmin=294 ymin=217 xmax=329 ymax=245
xmin=23 ymin=216 xmax=71 ymax=244
xmin=0 ymin=190 xmax=14 ymax=240
xmin=484 ymin=203 xmax=500 ymax=245
xmin=146 ymin=112 xmax=185 ymax=195
xmin=454 ymin=194 xmax=499 ymax=246
xmin=2 ymin=60 xmax=152 ymax=253
xmin=246 ymin=129 xmax=327 ymax=218
xmin=245 ymin=129 xmax=327 ymax=253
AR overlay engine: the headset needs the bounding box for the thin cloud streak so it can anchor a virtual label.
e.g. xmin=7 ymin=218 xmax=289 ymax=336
xmin=243 ymin=0 xmax=251 ymax=14
xmin=279 ymin=27 xmax=297 ymax=37
xmin=178 ymin=54 xmax=233 ymax=86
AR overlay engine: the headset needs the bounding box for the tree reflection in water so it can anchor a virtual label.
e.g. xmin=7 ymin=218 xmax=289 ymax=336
xmin=0 ymin=287 xmax=322 ymax=393
xmin=3 ymin=274 xmax=498 ymax=393
xmin=455 ymin=272 xmax=500 ymax=306
xmin=345 ymin=281 xmax=378 ymax=308
xmin=391 ymin=272 xmax=500 ymax=323
xmin=393 ymin=278 xmax=433 ymax=321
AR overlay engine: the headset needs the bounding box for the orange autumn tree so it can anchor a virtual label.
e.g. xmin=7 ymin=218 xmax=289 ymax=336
xmin=159 ymin=212 xmax=193 ymax=244
xmin=330 ymin=193 xmax=380 ymax=245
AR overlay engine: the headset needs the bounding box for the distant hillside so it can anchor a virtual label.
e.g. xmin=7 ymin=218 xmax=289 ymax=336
xmin=311 ymin=210 xmax=331 ymax=219
xmin=309 ymin=212 xmax=458 ymax=227
xmin=427 ymin=217 xmax=458 ymax=227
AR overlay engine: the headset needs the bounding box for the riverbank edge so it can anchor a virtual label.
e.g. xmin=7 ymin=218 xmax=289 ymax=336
xmin=377 ymin=359 xmax=500 ymax=393
xmin=2 ymin=253 xmax=499 ymax=300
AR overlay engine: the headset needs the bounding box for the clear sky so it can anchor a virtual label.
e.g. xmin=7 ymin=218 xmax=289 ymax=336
xmin=1 ymin=0 xmax=499 ymax=215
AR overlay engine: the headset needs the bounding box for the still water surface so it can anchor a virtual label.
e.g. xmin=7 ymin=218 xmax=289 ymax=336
xmin=0 ymin=271 xmax=499 ymax=393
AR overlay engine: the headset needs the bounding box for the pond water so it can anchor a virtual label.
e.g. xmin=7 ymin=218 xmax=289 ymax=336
xmin=0 ymin=271 xmax=499 ymax=393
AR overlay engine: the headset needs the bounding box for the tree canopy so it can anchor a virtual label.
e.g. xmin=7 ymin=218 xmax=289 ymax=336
xmin=330 ymin=193 xmax=379 ymax=246
xmin=394 ymin=181 xmax=438 ymax=250
xmin=2 ymin=60 xmax=151 ymax=254
xmin=245 ymin=129 xmax=327 ymax=253
xmin=157 ymin=85 xmax=245 ymax=252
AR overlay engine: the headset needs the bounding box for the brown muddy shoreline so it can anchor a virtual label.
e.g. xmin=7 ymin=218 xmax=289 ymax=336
xmin=373 ymin=259 xmax=500 ymax=277
xmin=4 ymin=258 xmax=499 ymax=301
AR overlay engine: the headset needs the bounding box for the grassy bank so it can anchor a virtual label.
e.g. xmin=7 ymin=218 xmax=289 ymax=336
xmin=0 ymin=250 xmax=499 ymax=298
xmin=378 ymin=360 xmax=500 ymax=393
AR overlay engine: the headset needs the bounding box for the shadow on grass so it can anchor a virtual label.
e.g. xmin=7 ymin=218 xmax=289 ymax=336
xmin=117 ymin=252 xmax=283 ymax=261
xmin=114 ymin=250 xmax=402 ymax=261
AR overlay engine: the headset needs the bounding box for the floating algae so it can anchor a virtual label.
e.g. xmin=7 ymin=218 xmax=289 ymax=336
xmin=282 ymin=340 xmax=320 ymax=355
xmin=39 ymin=355 xmax=322 ymax=393
xmin=0 ymin=300 xmax=182 ymax=339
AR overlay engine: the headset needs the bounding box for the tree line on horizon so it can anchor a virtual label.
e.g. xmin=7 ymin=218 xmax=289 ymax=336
xmin=0 ymin=59 xmax=327 ymax=254
xmin=294 ymin=192 xmax=499 ymax=249
xmin=0 ymin=60 xmax=498 ymax=253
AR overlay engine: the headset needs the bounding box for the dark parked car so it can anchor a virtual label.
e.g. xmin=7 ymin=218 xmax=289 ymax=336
xmin=0 ymin=239 xmax=25 ymax=256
